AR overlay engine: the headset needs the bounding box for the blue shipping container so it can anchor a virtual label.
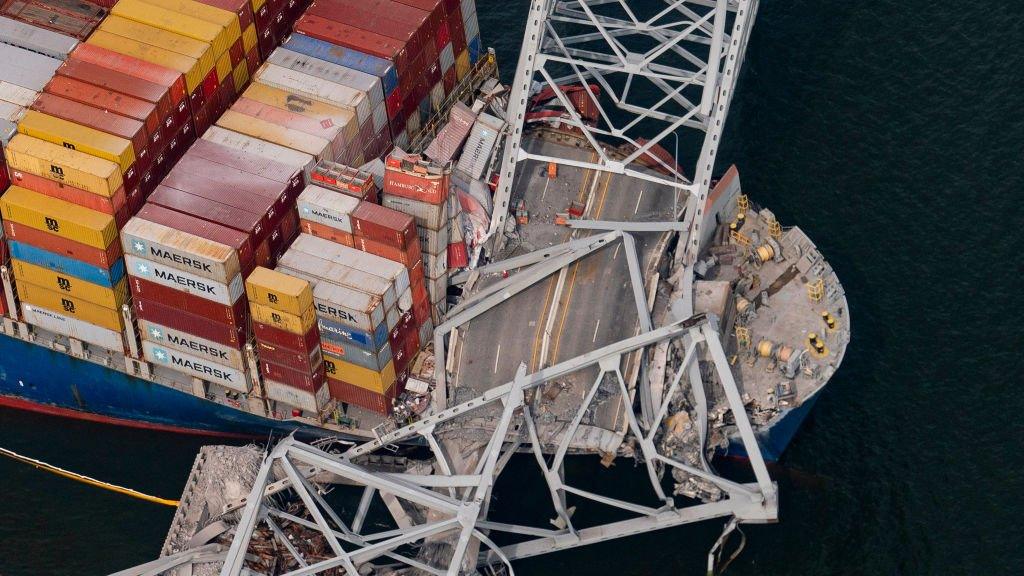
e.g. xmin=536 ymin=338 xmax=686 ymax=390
xmin=8 ymin=241 xmax=125 ymax=287
xmin=320 ymin=331 xmax=393 ymax=372
xmin=468 ymin=36 xmax=482 ymax=64
xmin=282 ymin=34 xmax=399 ymax=96
xmin=317 ymin=316 xmax=389 ymax=351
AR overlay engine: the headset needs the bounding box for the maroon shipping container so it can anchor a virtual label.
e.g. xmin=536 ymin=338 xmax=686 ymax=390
xmin=198 ymin=0 xmax=254 ymax=30
xmin=170 ymin=154 xmax=294 ymax=215
xmin=133 ymin=296 xmax=246 ymax=348
xmin=31 ymin=93 xmax=152 ymax=173
xmin=257 ymin=339 xmax=323 ymax=373
xmin=44 ymin=75 xmax=162 ymax=145
xmin=0 ymin=0 xmax=106 ymax=40
xmin=328 ymin=377 xmax=395 ymax=414
xmin=449 ymin=4 xmax=466 ymax=54
xmin=312 ymin=0 xmax=424 ymax=57
xmin=261 ymin=359 xmax=326 ymax=393
xmin=158 ymin=173 xmax=276 ymax=242
xmin=188 ymin=139 xmax=304 ymax=197
xmin=128 ymin=275 xmax=248 ymax=330
xmin=254 ymin=321 xmax=321 ymax=353
xmin=70 ymin=43 xmax=191 ymax=128
xmin=351 ymin=201 xmax=417 ymax=247
xmin=57 ymin=58 xmax=175 ymax=134
xmin=392 ymin=0 xmax=443 ymax=49
xmin=246 ymin=45 xmax=260 ymax=74
xmin=3 ymin=220 xmax=122 ymax=269
xmin=411 ymin=274 xmax=430 ymax=325
xmin=295 ymin=11 xmax=412 ymax=76
xmin=147 ymin=186 xmax=268 ymax=247
xmin=135 ymin=203 xmax=256 ymax=274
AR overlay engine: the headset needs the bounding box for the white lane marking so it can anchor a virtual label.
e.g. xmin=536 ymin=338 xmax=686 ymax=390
xmin=612 ymin=244 xmax=621 ymax=260
xmin=493 ymin=344 xmax=501 ymax=374
xmin=541 ymin=176 xmax=551 ymax=202
xmin=635 ymin=189 xmax=645 ymax=214
xmin=592 ymin=319 xmax=601 ymax=343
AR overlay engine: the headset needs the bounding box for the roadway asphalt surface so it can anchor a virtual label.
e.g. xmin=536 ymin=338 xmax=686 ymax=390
xmin=450 ymin=132 xmax=678 ymax=445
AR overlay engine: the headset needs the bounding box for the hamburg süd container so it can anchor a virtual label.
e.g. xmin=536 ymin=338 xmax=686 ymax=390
xmin=256 ymin=339 xmax=322 ymax=373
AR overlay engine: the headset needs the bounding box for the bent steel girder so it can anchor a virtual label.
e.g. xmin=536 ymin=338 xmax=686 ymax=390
xmin=489 ymin=0 xmax=758 ymax=263
xmin=207 ymin=315 xmax=776 ymax=576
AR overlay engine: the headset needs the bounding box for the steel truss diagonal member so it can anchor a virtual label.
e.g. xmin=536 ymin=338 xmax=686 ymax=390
xmin=205 ymin=314 xmax=775 ymax=576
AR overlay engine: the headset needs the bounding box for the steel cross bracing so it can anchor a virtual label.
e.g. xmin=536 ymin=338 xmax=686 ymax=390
xmin=208 ymin=315 xmax=775 ymax=576
xmin=488 ymin=0 xmax=759 ymax=268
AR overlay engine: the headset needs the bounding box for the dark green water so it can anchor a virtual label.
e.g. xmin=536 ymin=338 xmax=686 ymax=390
xmin=2 ymin=0 xmax=1023 ymax=573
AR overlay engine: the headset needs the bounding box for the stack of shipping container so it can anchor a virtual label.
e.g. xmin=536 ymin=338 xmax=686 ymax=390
xmin=246 ymin=266 xmax=330 ymax=415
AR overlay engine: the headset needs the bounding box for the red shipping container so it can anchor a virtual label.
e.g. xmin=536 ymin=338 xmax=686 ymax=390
xmin=442 ymin=67 xmax=456 ymax=95
xmin=257 ymin=340 xmax=323 ymax=372
xmin=198 ymin=0 xmax=255 ymax=30
xmin=128 ymin=275 xmax=248 ymax=330
xmin=136 ymin=203 xmax=256 ymax=274
xmin=295 ymin=12 xmax=411 ymax=76
xmin=2 ymin=221 xmax=122 ymax=269
xmin=229 ymin=37 xmax=245 ymax=68
xmin=159 ymin=173 xmax=276 ymax=242
xmin=192 ymin=94 xmax=220 ymax=136
xmin=148 ymin=186 xmax=266 ymax=246
xmin=44 ymin=76 xmax=162 ymax=145
xmin=172 ymin=154 xmax=294 ymax=215
xmin=201 ymin=66 xmax=221 ymax=103
xmin=133 ymin=296 xmax=246 ymax=348
xmin=57 ymin=58 xmax=175 ymax=135
xmin=31 ymin=93 xmax=152 ymax=173
xmin=351 ymin=202 xmax=417 ymax=247
xmin=299 ymin=218 xmax=355 ymax=247
xmin=411 ymin=278 xmax=430 ymax=325
xmin=70 ymin=43 xmax=190 ymax=128
xmin=327 ymin=377 xmax=395 ymax=414
xmin=262 ymin=359 xmax=326 ymax=393
xmin=254 ymin=321 xmax=321 ymax=353
xmin=9 ymin=170 xmax=128 ymax=218
xmin=383 ymin=167 xmax=448 ymax=205
xmin=355 ymin=236 xmax=421 ymax=269
xmin=245 ymin=45 xmax=260 ymax=74
xmin=435 ymin=20 xmax=450 ymax=50
xmin=278 ymin=208 xmax=299 ymax=247
xmin=188 ymin=139 xmax=304 ymax=198
xmin=309 ymin=0 xmax=421 ymax=56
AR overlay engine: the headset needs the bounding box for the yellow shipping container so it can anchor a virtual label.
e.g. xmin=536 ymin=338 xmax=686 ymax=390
xmin=232 ymin=60 xmax=250 ymax=92
xmin=250 ymin=301 xmax=317 ymax=335
xmin=322 ymin=353 xmax=397 ymax=394
xmin=242 ymin=23 xmax=257 ymax=53
xmin=99 ymin=15 xmax=215 ymax=90
xmin=215 ymin=51 xmax=232 ymax=83
xmin=0 ymin=186 xmax=118 ymax=249
xmin=143 ymin=0 xmax=240 ymax=44
xmin=243 ymin=83 xmax=359 ymax=144
xmin=216 ymin=110 xmax=330 ymax=159
xmin=11 ymin=259 xmax=129 ymax=309
xmin=18 ymin=110 xmax=136 ymax=174
xmin=455 ymin=49 xmax=470 ymax=80
xmin=18 ymin=281 xmax=125 ymax=331
xmin=245 ymin=267 xmax=314 ymax=316
xmin=111 ymin=0 xmax=229 ymax=60
xmin=3 ymin=134 xmax=123 ymax=198
xmin=87 ymin=30 xmax=204 ymax=96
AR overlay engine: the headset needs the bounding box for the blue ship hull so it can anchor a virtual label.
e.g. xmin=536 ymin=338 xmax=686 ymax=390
xmin=0 ymin=332 xmax=813 ymax=460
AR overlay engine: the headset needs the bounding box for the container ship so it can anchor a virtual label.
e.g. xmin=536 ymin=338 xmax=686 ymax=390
xmin=0 ymin=0 xmax=849 ymax=462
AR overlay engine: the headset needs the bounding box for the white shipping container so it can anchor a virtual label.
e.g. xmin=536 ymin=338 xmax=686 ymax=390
xmin=125 ymin=255 xmax=245 ymax=306
xmin=217 ymin=109 xmax=331 ymax=161
xmin=392 ymin=129 xmax=410 ymax=152
xmin=291 ymin=234 xmax=410 ymax=296
xmin=0 ymin=16 xmax=78 ymax=60
xmin=382 ymin=193 xmax=447 ymax=230
xmin=385 ymin=305 xmax=399 ymax=331
xmin=406 ymin=107 xmax=422 ymax=135
xmin=21 ymin=303 xmax=123 ymax=351
xmin=0 ymin=44 xmax=61 ymax=91
xmin=142 ymin=340 xmax=249 ymax=393
xmin=277 ymin=250 xmax=397 ymax=310
xmin=0 ymin=81 xmax=38 ymax=107
xmin=311 ymin=280 xmax=385 ymax=331
xmin=430 ymin=82 xmax=445 ymax=112
xmin=464 ymin=8 xmax=480 ymax=42
xmin=398 ymin=286 xmax=413 ymax=312
xmin=122 ymin=217 xmax=241 ymax=283
xmin=372 ymin=101 xmax=388 ymax=134
xmin=0 ymin=118 xmax=16 ymax=145
xmin=322 ymin=336 xmax=392 ymax=372
xmin=256 ymin=63 xmax=371 ymax=127
xmin=139 ymin=319 xmax=245 ymax=370
xmin=296 ymin=184 xmax=359 ymax=233
xmin=418 ymin=222 xmax=450 ymax=256
xmin=460 ymin=0 xmax=475 ymax=23
xmin=267 ymin=48 xmax=384 ymax=109
xmin=266 ymin=379 xmax=330 ymax=413
xmin=457 ymin=113 xmax=505 ymax=180
xmin=424 ymin=251 xmax=448 ymax=280
xmin=0 ymin=100 xmax=23 ymax=122
xmin=439 ymin=43 xmax=455 ymax=73
xmin=426 ymin=273 xmax=448 ymax=303
xmin=418 ymin=318 xmax=434 ymax=352
xmin=202 ymin=126 xmax=316 ymax=179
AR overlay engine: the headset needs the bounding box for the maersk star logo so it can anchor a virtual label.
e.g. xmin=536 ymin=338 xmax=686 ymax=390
xmin=135 ymin=262 xmax=150 ymax=275
xmin=153 ymin=348 xmax=169 ymax=363
xmin=149 ymin=327 xmax=163 ymax=340
xmin=132 ymin=240 xmax=146 ymax=254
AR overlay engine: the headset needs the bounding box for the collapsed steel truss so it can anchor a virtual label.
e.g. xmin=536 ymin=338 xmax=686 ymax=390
xmin=489 ymin=0 xmax=760 ymax=266
xmin=209 ymin=314 xmax=775 ymax=576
